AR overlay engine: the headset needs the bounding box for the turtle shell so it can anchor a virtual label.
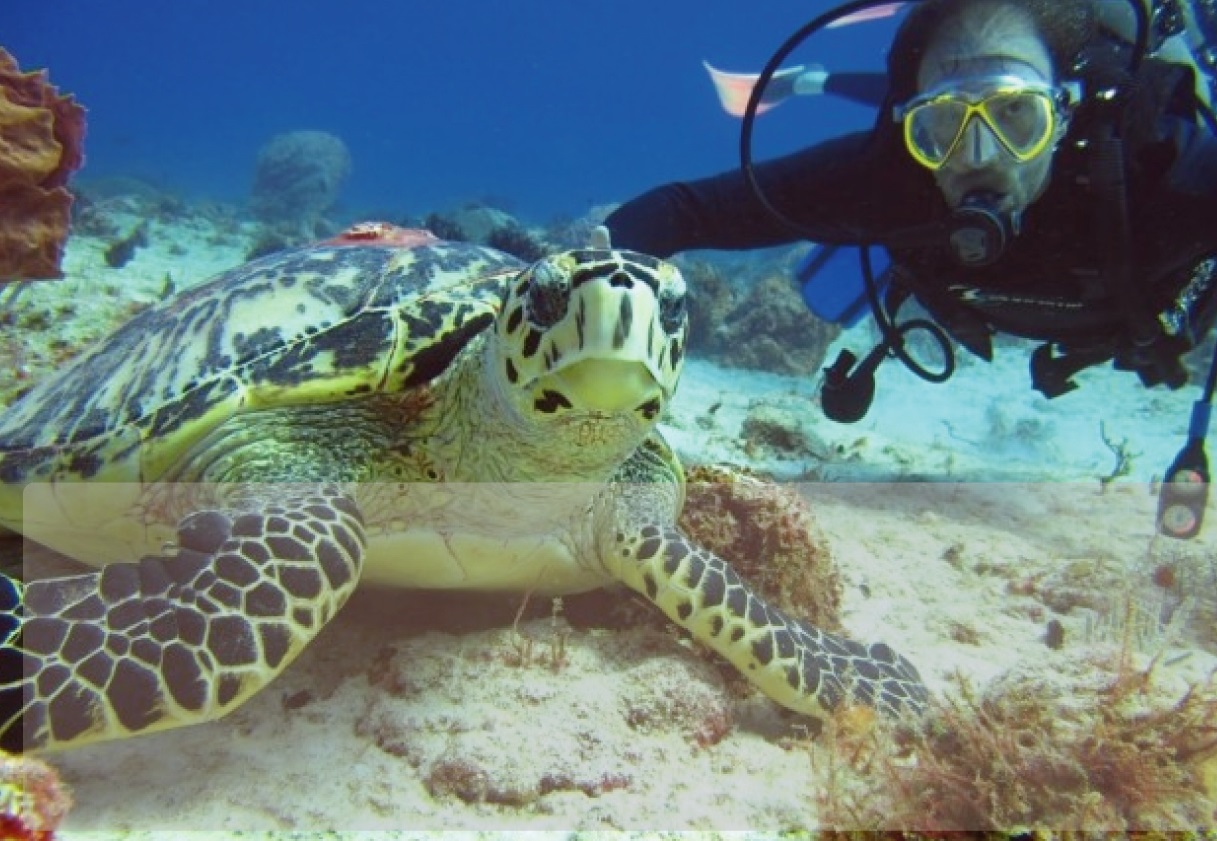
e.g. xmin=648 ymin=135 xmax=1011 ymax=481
xmin=0 ymin=236 xmax=524 ymax=488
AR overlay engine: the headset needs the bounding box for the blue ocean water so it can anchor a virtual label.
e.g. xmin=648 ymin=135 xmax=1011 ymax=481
xmin=3 ymin=1 xmax=895 ymax=222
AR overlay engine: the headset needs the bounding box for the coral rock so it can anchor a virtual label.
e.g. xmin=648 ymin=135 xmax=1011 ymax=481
xmin=0 ymin=750 xmax=72 ymax=837
xmin=250 ymin=130 xmax=351 ymax=234
xmin=678 ymin=261 xmax=840 ymax=375
xmin=0 ymin=49 xmax=86 ymax=281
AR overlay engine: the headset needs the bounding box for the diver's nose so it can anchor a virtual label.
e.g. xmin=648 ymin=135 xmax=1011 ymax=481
xmin=956 ymin=117 xmax=1002 ymax=167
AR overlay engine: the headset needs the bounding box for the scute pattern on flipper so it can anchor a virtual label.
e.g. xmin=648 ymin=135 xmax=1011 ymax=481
xmin=625 ymin=521 xmax=927 ymax=718
xmin=5 ymin=485 xmax=366 ymax=751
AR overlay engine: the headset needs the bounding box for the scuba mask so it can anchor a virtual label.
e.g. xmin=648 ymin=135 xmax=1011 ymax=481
xmin=893 ymin=76 xmax=1079 ymax=170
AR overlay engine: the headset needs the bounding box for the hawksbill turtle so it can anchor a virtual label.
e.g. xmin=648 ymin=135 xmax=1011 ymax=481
xmin=0 ymin=224 xmax=925 ymax=752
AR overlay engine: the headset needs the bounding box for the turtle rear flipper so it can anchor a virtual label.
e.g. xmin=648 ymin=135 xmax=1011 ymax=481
xmin=1 ymin=484 xmax=365 ymax=752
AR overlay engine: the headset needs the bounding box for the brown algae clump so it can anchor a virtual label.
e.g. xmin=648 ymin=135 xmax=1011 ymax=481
xmin=680 ymin=463 xmax=842 ymax=630
xmin=824 ymin=649 xmax=1217 ymax=832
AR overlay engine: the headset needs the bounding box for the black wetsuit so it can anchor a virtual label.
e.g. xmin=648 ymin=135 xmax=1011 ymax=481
xmin=607 ymin=61 xmax=1217 ymax=390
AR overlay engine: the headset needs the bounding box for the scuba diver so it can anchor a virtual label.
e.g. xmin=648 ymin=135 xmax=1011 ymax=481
xmin=604 ymin=0 xmax=1217 ymax=539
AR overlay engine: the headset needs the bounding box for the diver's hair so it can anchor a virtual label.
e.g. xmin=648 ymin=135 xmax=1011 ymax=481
xmin=885 ymin=0 xmax=1099 ymax=103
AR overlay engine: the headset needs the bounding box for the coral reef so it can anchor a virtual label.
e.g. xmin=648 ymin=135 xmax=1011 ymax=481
xmin=244 ymin=227 xmax=293 ymax=262
xmin=449 ymin=203 xmax=516 ymax=243
xmin=679 ymin=463 xmax=842 ymax=630
xmin=249 ymin=130 xmax=350 ymax=236
xmin=740 ymin=400 xmax=833 ymax=462
xmin=102 ymin=220 xmax=148 ymax=268
xmin=0 ymin=48 xmax=86 ymax=281
xmin=678 ymin=261 xmax=840 ymax=375
xmin=0 ymin=750 xmax=72 ymax=839
xmin=417 ymin=205 xmax=549 ymax=261
xmin=722 ymin=275 xmax=840 ymax=374
xmin=485 ymin=221 xmax=547 ymax=262
xmin=70 ymin=178 xmax=194 ymax=242
xmin=545 ymin=203 xmax=615 ymax=250
xmin=421 ymin=210 xmax=467 ymax=243
xmin=248 ymin=216 xmax=342 ymax=256
xmin=678 ymin=259 xmax=737 ymax=357
xmin=67 ymin=193 xmax=120 ymax=239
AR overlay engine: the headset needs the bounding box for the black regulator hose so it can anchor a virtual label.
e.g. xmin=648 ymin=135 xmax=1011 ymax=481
xmin=738 ymin=0 xmax=915 ymax=246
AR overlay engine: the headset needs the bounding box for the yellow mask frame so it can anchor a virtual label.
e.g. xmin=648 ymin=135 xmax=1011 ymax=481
xmin=894 ymin=76 xmax=1079 ymax=170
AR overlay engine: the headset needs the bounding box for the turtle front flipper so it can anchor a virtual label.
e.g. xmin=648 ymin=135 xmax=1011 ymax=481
xmin=0 ymin=483 xmax=365 ymax=752
xmin=597 ymin=441 xmax=927 ymax=719
xmin=609 ymin=521 xmax=927 ymax=719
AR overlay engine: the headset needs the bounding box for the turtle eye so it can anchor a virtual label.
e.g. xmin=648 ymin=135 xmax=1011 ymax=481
xmin=525 ymin=260 xmax=570 ymax=327
xmin=658 ymin=288 xmax=687 ymax=335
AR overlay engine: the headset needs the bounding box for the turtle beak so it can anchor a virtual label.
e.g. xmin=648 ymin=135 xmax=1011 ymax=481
xmin=546 ymin=358 xmax=667 ymax=414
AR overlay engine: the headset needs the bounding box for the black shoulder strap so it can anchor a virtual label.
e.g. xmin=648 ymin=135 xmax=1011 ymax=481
xmin=1073 ymin=40 xmax=1201 ymax=152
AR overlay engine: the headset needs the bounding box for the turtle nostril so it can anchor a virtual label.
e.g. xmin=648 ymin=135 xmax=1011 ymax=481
xmin=659 ymin=291 xmax=687 ymax=335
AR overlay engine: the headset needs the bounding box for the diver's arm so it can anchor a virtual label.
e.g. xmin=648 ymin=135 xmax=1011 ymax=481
xmin=823 ymin=71 xmax=889 ymax=107
xmin=605 ymin=180 xmax=793 ymax=258
xmin=606 ymin=132 xmax=879 ymax=257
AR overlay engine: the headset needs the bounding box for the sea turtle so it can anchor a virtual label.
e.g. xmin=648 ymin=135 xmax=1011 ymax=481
xmin=0 ymin=224 xmax=925 ymax=752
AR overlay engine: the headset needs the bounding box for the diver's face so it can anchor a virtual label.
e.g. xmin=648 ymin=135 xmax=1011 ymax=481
xmin=916 ymin=9 xmax=1062 ymax=213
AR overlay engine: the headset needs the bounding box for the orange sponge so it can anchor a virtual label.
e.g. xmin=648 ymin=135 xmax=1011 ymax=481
xmin=0 ymin=48 xmax=86 ymax=281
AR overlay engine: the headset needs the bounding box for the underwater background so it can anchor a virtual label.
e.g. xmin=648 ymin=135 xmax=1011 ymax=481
xmin=3 ymin=0 xmax=894 ymax=219
xmin=3 ymin=1 xmax=1217 ymax=836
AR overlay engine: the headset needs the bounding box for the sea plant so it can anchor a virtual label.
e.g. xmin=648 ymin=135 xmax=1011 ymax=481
xmin=817 ymin=636 xmax=1217 ymax=833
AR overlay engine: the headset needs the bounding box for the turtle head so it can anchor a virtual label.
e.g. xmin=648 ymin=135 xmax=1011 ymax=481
xmin=495 ymin=249 xmax=687 ymax=425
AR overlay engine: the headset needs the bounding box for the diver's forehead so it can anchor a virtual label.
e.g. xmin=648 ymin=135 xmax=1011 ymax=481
xmin=920 ymin=55 xmax=1052 ymax=91
xmin=919 ymin=25 xmax=1052 ymax=89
